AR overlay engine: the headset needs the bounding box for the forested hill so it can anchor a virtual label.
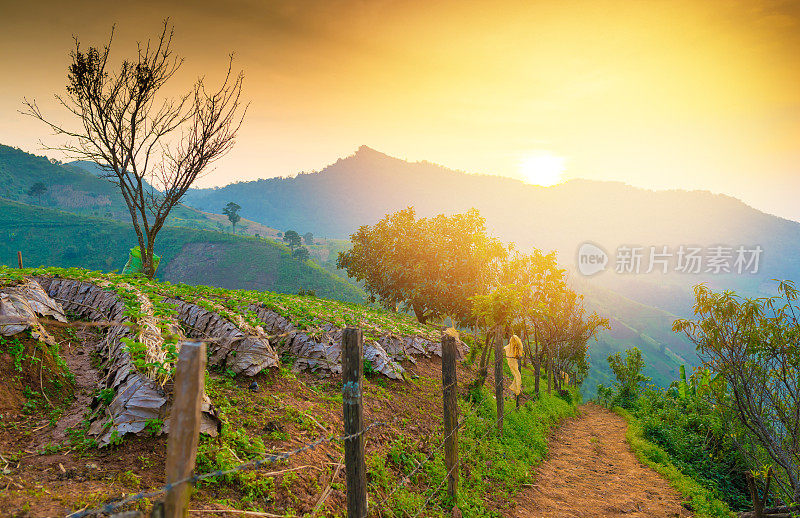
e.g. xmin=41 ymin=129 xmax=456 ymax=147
xmin=0 ymin=144 xmax=279 ymax=237
xmin=0 ymin=198 xmax=365 ymax=303
xmin=183 ymin=145 xmax=800 ymax=292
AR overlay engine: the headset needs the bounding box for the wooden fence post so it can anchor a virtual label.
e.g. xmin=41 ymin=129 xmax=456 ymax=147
xmin=17 ymin=251 xmax=23 ymax=269
xmin=164 ymin=341 xmax=207 ymax=518
xmin=442 ymin=333 xmax=459 ymax=503
xmin=516 ymin=356 xmax=522 ymax=409
xmin=342 ymin=328 xmax=367 ymax=518
xmin=494 ymin=328 xmax=504 ymax=433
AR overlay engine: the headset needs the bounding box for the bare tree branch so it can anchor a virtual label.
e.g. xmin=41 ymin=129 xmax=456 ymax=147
xmin=21 ymin=19 xmax=247 ymax=278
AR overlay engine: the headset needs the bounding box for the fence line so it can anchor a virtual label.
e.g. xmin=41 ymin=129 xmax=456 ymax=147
xmin=49 ymin=319 xmax=520 ymax=518
xmin=66 ymin=421 xmax=385 ymax=518
xmin=410 ymin=402 xmax=518 ymax=518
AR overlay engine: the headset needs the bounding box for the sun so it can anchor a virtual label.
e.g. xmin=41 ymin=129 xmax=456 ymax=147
xmin=518 ymin=152 xmax=566 ymax=186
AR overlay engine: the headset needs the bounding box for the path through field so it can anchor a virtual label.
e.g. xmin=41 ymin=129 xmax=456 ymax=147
xmin=507 ymin=403 xmax=691 ymax=518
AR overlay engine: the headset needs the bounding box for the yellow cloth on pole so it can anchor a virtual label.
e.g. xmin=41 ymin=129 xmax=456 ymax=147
xmin=504 ymin=335 xmax=524 ymax=396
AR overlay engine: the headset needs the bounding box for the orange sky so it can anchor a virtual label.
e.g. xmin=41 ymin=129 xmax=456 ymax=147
xmin=1 ymin=0 xmax=799 ymax=220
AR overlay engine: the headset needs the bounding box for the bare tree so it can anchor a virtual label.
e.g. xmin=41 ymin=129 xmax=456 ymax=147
xmin=23 ymin=20 xmax=247 ymax=278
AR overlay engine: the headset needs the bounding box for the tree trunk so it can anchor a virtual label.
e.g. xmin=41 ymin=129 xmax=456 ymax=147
xmin=412 ymin=304 xmax=427 ymax=324
xmin=547 ymin=355 xmax=552 ymax=395
xmin=144 ymin=236 xmax=157 ymax=279
xmin=469 ymin=332 xmax=493 ymax=393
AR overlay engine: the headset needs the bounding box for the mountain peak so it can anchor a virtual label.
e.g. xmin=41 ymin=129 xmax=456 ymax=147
xmin=353 ymin=145 xmax=389 ymax=159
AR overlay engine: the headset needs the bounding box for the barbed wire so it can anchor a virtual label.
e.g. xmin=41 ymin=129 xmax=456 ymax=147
xmin=367 ymin=374 xmax=478 ymax=515
xmin=409 ymin=401 xmax=518 ymax=518
xmin=65 ymin=421 xmax=385 ymax=518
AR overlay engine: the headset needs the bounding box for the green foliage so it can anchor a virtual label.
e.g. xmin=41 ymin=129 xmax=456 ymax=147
xmin=674 ymin=280 xmax=800 ymax=503
xmin=338 ymin=207 xmax=505 ymax=325
xmin=375 ymin=385 xmax=580 ymax=517
xmin=0 ymin=144 xmax=236 ymax=230
xmin=27 ymin=181 xmax=47 ymax=200
xmin=143 ymin=418 xmax=164 ymax=437
xmin=222 ymin=202 xmax=241 ymax=233
xmin=635 ymin=386 xmax=749 ymax=510
xmin=595 ymin=383 xmax=615 ymax=408
xmin=96 ymin=388 xmax=115 ymax=406
xmin=470 ymin=284 xmax=523 ymax=331
xmin=362 ymin=358 xmax=376 ymax=377
xmin=292 ymin=246 xmax=310 ymax=262
xmin=607 ymin=347 xmax=650 ymax=408
xmin=283 ymin=230 xmax=302 ymax=250
xmin=1 ymin=335 xmax=25 ymax=372
xmin=598 ymin=349 xmax=749 ymax=512
xmin=616 ymin=407 xmax=735 ymax=517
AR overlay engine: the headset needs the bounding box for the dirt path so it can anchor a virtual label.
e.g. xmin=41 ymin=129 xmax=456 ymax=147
xmin=507 ymin=403 xmax=691 ymax=518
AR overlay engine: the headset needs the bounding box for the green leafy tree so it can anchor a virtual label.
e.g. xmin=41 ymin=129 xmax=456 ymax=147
xmin=27 ymin=182 xmax=47 ymax=203
xmin=283 ymin=230 xmax=302 ymax=250
xmin=607 ymin=347 xmax=650 ymax=407
xmin=674 ymin=281 xmax=800 ymax=502
xmin=222 ymin=202 xmax=241 ymax=234
xmin=337 ymin=207 xmax=504 ymax=325
xmin=303 ymin=232 xmax=314 ymax=245
xmin=467 ymin=249 xmax=606 ymax=395
xmin=292 ymin=246 xmax=310 ymax=262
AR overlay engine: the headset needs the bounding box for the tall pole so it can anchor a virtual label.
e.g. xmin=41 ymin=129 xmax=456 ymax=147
xmin=165 ymin=341 xmax=206 ymax=518
xmin=442 ymin=333 xmax=459 ymax=501
xmin=342 ymin=328 xmax=367 ymax=518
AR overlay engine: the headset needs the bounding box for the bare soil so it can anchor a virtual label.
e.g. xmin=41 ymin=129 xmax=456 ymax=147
xmin=0 ymin=320 xmax=480 ymax=517
xmin=506 ymin=403 xmax=691 ymax=518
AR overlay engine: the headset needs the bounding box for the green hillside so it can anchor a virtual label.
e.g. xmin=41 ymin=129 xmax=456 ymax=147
xmin=574 ymin=276 xmax=698 ymax=397
xmin=0 ymin=198 xmax=366 ymax=303
xmin=0 ymin=145 xmax=277 ymax=237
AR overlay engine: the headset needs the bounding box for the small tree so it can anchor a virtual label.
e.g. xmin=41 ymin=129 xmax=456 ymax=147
xmin=283 ymin=230 xmax=301 ymax=250
xmin=303 ymin=232 xmax=314 ymax=245
xmin=337 ymin=207 xmax=504 ymax=324
xmin=23 ymin=21 xmax=247 ymax=278
xmin=607 ymin=347 xmax=650 ymax=408
xmin=27 ymin=182 xmax=47 ymax=203
xmin=222 ymin=201 xmax=241 ymax=234
xmin=292 ymin=247 xmax=310 ymax=262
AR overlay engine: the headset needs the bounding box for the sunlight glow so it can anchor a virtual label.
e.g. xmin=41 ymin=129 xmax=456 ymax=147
xmin=519 ymin=152 xmax=566 ymax=186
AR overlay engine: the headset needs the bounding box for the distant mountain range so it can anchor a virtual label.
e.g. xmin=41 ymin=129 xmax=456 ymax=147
xmin=184 ymin=145 xmax=800 ymax=298
xmin=183 ymin=145 xmax=800 ymax=392
xmin=5 ymin=142 xmax=798 ymax=393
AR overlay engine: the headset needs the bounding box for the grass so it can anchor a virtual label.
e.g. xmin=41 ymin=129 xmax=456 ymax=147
xmin=373 ymin=382 xmax=581 ymax=517
xmin=614 ymin=407 xmax=735 ymax=518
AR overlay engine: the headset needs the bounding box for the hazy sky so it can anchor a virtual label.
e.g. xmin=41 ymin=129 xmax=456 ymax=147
xmin=2 ymin=0 xmax=799 ymax=220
